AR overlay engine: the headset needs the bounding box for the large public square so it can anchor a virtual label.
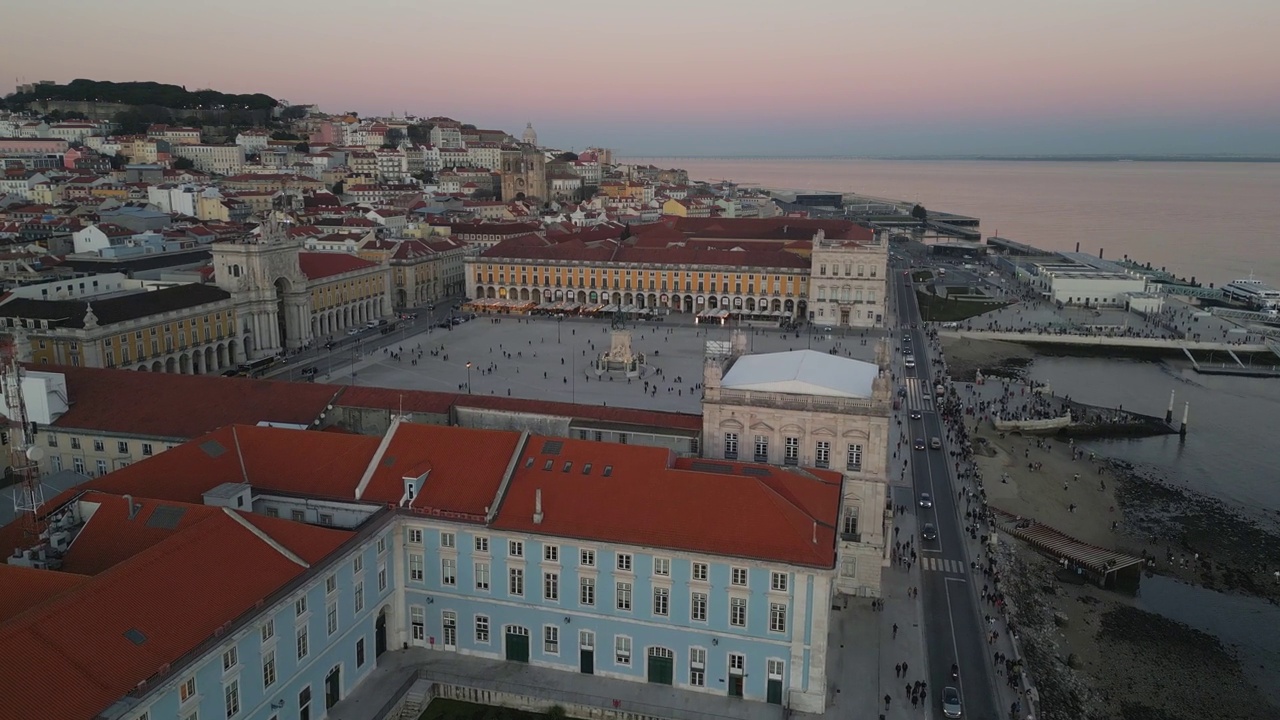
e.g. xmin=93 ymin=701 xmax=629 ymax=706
xmin=320 ymin=315 xmax=886 ymax=413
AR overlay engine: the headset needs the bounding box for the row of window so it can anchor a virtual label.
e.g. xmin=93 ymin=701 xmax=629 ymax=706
xmin=816 ymin=262 xmax=879 ymax=278
xmin=416 ymin=611 xmax=784 ymax=689
xmin=410 ymin=529 xmax=790 ymax=590
xmin=724 ymin=433 xmax=863 ymax=471
xmin=48 ymin=434 xmax=155 ymax=456
xmin=815 ymin=287 xmax=878 ymax=304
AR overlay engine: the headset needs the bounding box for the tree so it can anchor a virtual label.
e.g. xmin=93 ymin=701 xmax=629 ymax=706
xmin=172 ymin=157 xmax=195 ymax=170
xmin=271 ymin=130 xmax=300 ymax=141
xmin=281 ymin=105 xmax=307 ymax=120
xmin=910 ymin=204 xmax=928 ymax=221
xmin=108 ymin=154 xmax=130 ymax=170
xmin=413 ymin=170 xmax=434 ymax=184
xmin=294 ymin=141 xmax=310 ymax=153
xmin=555 ymin=151 xmax=578 ymax=162
xmin=331 ymin=181 xmax=345 ymax=195
xmin=113 ymin=106 xmax=171 ymax=135
xmin=406 ymin=123 xmax=429 ymax=143
xmin=383 ymin=128 xmax=405 ymax=148
xmin=470 ymin=188 xmax=494 ymax=200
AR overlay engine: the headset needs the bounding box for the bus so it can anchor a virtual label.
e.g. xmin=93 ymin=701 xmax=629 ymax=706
xmin=237 ymin=356 xmax=277 ymax=377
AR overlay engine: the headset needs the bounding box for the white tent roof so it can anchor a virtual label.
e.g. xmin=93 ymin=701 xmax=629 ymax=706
xmin=721 ymin=350 xmax=878 ymax=398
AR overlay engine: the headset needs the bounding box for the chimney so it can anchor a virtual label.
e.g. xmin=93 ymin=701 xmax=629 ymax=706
xmin=812 ymin=521 xmax=817 ymax=544
xmin=533 ymin=488 xmax=543 ymax=525
xmin=124 ymin=494 xmax=139 ymax=521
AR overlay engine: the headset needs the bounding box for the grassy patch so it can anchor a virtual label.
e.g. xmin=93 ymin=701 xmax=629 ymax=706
xmin=420 ymin=699 xmax=564 ymax=720
xmin=916 ymin=291 xmax=1008 ymax=322
xmin=911 ymin=270 xmax=934 ymax=282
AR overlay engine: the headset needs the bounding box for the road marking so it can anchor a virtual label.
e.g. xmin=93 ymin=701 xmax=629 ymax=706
xmin=944 ymin=578 xmax=970 ymax=700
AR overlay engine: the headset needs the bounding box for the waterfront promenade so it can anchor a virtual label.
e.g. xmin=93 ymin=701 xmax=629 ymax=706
xmin=938 ymin=329 xmax=1271 ymax=354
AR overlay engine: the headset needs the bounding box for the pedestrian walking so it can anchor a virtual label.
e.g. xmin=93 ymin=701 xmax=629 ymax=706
xmin=895 ymin=662 xmax=902 ymax=678
xmin=892 ymin=623 xmax=898 ymax=638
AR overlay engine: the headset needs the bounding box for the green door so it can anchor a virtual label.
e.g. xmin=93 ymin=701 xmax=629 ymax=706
xmin=580 ymin=648 xmax=594 ymax=674
xmin=505 ymin=630 xmax=529 ymax=662
xmin=729 ymin=675 xmax=744 ymax=697
xmin=647 ymin=654 xmax=674 ymax=685
xmin=767 ymin=678 xmax=783 ymax=705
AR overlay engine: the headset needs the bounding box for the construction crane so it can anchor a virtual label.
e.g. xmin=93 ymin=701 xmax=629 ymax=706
xmin=2 ymin=336 xmax=46 ymax=548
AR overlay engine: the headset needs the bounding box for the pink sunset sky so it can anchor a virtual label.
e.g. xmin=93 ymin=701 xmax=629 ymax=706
xmin=4 ymin=0 xmax=1279 ymax=155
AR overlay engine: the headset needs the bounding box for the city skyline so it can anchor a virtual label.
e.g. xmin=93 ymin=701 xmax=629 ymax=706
xmin=3 ymin=0 xmax=1279 ymax=155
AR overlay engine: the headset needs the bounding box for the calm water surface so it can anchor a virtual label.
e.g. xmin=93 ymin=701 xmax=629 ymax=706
xmin=636 ymin=159 xmax=1280 ymax=288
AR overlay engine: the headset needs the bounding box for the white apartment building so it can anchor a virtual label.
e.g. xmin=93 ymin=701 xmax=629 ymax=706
xmin=808 ymin=230 xmax=888 ymax=328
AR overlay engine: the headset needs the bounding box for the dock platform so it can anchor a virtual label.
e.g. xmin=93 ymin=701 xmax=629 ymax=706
xmin=990 ymin=507 xmax=1144 ymax=589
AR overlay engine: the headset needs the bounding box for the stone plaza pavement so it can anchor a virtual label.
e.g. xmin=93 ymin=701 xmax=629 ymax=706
xmin=322 ymin=315 xmax=885 ymax=414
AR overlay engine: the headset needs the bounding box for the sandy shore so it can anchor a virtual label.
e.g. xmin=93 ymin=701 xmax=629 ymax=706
xmin=941 ymin=337 xmax=1034 ymax=381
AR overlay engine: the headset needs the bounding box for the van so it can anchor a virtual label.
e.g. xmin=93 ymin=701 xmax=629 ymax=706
xmin=930 ymin=437 xmax=941 ymax=450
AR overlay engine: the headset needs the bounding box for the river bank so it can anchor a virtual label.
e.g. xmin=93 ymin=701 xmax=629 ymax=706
xmin=943 ymin=337 xmax=1280 ymax=718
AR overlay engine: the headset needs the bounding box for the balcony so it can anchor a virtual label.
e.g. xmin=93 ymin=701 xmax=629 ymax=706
xmin=710 ymin=388 xmax=890 ymax=416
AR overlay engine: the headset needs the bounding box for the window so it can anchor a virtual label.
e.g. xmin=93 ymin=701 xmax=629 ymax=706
xmin=842 ymin=507 xmax=859 ymax=538
xmin=544 ymin=625 xmax=559 ymax=654
xmin=579 ymin=576 xmax=595 ymax=606
xmin=222 ymin=647 xmax=238 ymax=672
xmin=543 ymin=571 xmax=559 ymax=601
xmin=47 ymin=434 xmax=57 ymax=447
xmin=354 ymin=555 xmax=363 ymax=574
xmin=441 ymin=531 xmax=455 ymax=548
xmin=690 ymin=647 xmax=706 ymax=686
xmin=784 ymin=436 xmax=799 ymax=464
xmin=378 ymin=564 xmax=387 ymax=592
xmin=616 ymin=581 xmax=632 ymax=611
xmin=815 ymin=440 xmax=831 ymax=469
xmin=411 ymin=606 xmax=425 ymax=641
xmin=723 ymin=432 xmax=738 ymax=459
xmin=771 ymin=571 xmax=789 ymax=592
xmin=354 ymin=581 xmax=364 ymax=613
xmin=543 ymin=544 xmax=559 ymax=562
xmin=141 ymin=443 xmax=154 ymax=456
xmin=73 ymin=457 xmax=85 ymax=474
xmin=96 ymin=459 xmax=107 ymax=477
xmin=93 ymin=439 xmax=104 ymax=452
xmin=692 ymin=562 xmax=709 ymax=582
xmin=475 ymin=615 xmax=490 ymax=643
xmin=377 ymin=535 xmax=387 ymax=554
xmin=326 ymin=603 xmax=338 ymax=635
xmin=325 ymin=575 xmax=336 ymax=595
xmin=509 ymin=567 xmax=524 ymax=596
xmin=117 ymin=440 xmax=129 ymax=455
xmin=442 ymin=558 xmax=457 ymax=586
xmin=615 ymin=636 xmax=632 ymax=666
xmin=295 ymin=596 xmax=308 ymax=616
xmin=508 ymin=540 xmax=524 ymax=558
xmin=409 ymin=553 xmax=424 ymax=582
xmin=475 ymin=536 xmax=489 ymax=553
xmin=579 ymin=548 xmax=595 ymax=567
xmin=180 ymin=676 xmax=197 ymax=703
xmin=71 ymin=437 xmax=81 ymax=450
xmin=846 ymin=443 xmax=863 ymax=472
xmin=356 ymin=638 xmax=366 ymax=668
xmin=653 ymin=557 xmax=670 ymax=576
xmin=296 ymin=626 xmax=309 ymax=659
xmin=770 ymin=603 xmax=788 ymax=633
xmin=616 ymin=553 xmax=632 ymax=572
xmin=730 ymin=598 xmax=747 ymax=627
xmin=653 ymin=587 xmax=669 ymax=616
xmin=731 ymin=567 xmax=748 ymax=586
xmin=224 ymin=679 xmax=240 ymax=718
xmin=262 ymin=650 xmax=277 ymax=688
xmin=475 ymin=562 xmax=490 ymax=591
xmin=754 ymin=435 xmax=768 ymax=462
xmin=408 ymin=528 xmax=422 ymax=544
xmin=691 ymin=592 xmax=708 ymax=621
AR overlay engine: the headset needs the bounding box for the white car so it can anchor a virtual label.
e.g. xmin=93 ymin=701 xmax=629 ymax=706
xmin=346 ymin=328 xmax=361 ymax=336
xmin=905 ymin=357 xmax=916 ymax=368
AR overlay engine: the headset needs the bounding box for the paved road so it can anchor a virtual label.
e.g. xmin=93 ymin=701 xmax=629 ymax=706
xmin=893 ymin=265 xmax=1000 ymax=720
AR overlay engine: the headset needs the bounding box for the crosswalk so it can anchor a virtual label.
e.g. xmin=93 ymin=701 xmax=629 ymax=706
xmin=905 ymin=378 xmax=933 ymax=412
xmin=922 ymin=556 xmax=966 ymax=574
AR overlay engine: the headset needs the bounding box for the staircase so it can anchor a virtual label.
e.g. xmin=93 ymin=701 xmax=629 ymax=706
xmin=396 ymin=685 xmax=429 ymax=720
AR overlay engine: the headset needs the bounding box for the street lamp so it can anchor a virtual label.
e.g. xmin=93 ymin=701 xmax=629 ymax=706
xmin=557 ymin=316 xmax=563 ymax=344
xmin=466 ymin=361 xmax=472 ymax=394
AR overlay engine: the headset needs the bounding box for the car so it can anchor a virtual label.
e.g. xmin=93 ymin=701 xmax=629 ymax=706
xmin=904 ymin=357 xmax=916 ymax=368
xmin=822 ymin=326 xmax=832 ymax=333
xmin=931 ymin=436 xmax=942 ymax=450
xmin=942 ymin=686 xmax=963 ymax=718
xmin=914 ymin=438 xmax=926 ymax=451
xmin=918 ymin=492 xmax=933 ymax=508
xmin=922 ymin=523 xmax=938 ymax=541
xmin=909 ymin=410 xmax=922 ymax=420
xmin=346 ymin=328 xmax=361 ymax=336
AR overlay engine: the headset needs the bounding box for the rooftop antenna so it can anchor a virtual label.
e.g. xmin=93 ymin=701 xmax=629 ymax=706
xmin=2 ymin=338 xmax=46 ymax=548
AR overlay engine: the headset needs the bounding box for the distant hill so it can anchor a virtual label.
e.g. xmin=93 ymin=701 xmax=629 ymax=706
xmin=5 ymin=79 xmax=277 ymax=111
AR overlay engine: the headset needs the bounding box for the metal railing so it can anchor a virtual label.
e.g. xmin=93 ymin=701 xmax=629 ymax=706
xmin=371 ymin=671 xmax=420 ymax=720
xmin=713 ymin=388 xmax=890 ymax=415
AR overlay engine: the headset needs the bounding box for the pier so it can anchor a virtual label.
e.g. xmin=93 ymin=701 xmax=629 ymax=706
xmin=939 ymin=329 xmax=1269 ymax=354
xmin=990 ymin=507 xmax=1145 ymax=590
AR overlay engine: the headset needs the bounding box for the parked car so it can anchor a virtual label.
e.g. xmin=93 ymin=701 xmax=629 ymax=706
xmin=346 ymin=328 xmax=361 ymax=336
xmin=922 ymin=523 xmax=938 ymax=541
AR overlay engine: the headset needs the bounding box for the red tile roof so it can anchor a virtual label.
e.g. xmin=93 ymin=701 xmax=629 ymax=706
xmin=298 ymin=251 xmax=380 ymax=279
xmin=40 ymin=365 xmax=340 ymax=440
xmin=492 ymin=436 xmax=842 ymax=567
xmin=58 ymin=492 xmax=226 ymax=575
xmin=361 ymin=422 xmax=519 ymax=514
xmin=0 ymin=500 xmax=351 ymax=720
xmin=0 ymin=565 xmax=87 ymax=623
